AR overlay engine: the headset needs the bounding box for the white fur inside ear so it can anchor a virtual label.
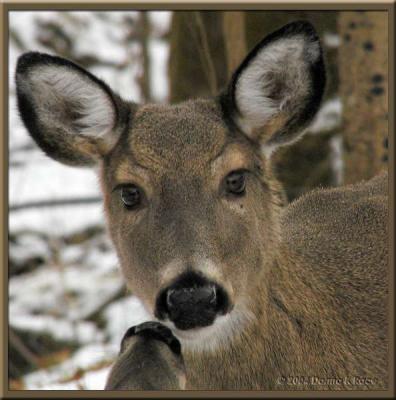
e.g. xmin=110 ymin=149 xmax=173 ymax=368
xmin=235 ymin=35 xmax=320 ymax=136
xmin=30 ymin=65 xmax=115 ymax=140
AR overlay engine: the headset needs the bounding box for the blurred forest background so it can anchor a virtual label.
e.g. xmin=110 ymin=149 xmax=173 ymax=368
xmin=8 ymin=11 xmax=388 ymax=390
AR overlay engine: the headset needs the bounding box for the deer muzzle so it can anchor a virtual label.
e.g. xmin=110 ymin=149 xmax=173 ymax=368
xmin=155 ymin=270 xmax=231 ymax=330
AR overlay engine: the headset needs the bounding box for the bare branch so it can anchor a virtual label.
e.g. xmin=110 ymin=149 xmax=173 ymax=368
xmin=193 ymin=12 xmax=218 ymax=95
xmin=10 ymin=196 xmax=102 ymax=212
xmin=222 ymin=12 xmax=247 ymax=79
xmin=9 ymin=328 xmax=41 ymax=369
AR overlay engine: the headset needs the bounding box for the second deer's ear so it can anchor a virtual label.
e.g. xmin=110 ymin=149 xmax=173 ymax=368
xmin=221 ymin=21 xmax=326 ymax=154
xmin=16 ymin=52 xmax=130 ymax=167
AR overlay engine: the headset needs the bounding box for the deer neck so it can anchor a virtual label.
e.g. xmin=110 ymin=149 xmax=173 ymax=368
xmin=183 ymin=252 xmax=338 ymax=390
xmin=182 ymin=257 xmax=290 ymax=389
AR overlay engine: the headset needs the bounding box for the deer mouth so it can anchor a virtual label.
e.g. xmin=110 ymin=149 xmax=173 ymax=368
xmin=154 ymin=270 xmax=232 ymax=331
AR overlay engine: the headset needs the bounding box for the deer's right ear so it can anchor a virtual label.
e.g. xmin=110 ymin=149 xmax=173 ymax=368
xmin=220 ymin=21 xmax=325 ymax=156
xmin=15 ymin=52 xmax=129 ymax=166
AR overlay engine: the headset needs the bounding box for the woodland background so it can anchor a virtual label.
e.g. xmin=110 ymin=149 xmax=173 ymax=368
xmin=8 ymin=11 xmax=388 ymax=389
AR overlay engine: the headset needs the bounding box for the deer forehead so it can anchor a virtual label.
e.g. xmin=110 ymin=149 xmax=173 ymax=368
xmin=112 ymin=104 xmax=254 ymax=192
xmin=113 ymin=141 xmax=254 ymax=191
xmin=127 ymin=102 xmax=228 ymax=172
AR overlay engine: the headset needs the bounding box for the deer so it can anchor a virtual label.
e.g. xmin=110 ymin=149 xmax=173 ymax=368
xmin=15 ymin=21 xmax=388 ymax=390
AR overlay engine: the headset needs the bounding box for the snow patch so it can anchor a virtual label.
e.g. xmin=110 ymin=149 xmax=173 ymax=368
xmin=103 ymin=295 xmax=151 ymax=345
xmin=323 ymin=32 xmax=341 ymax=48
xmin=307 ymin=97 xmax=342 ymax=135
xmin=149 ymin=38 xmax=170 ymax=102
xmin=10 ymin=315 xmax=104 ymax=344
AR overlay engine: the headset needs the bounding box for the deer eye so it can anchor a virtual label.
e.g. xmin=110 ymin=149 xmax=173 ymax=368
xmin=120 ymin=184 xmax=143 ymax=209
xmin=224 ymin=170 xmax=247 ymax=196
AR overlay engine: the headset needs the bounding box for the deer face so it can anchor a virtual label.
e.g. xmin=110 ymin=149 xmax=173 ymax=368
xmin=15 ymin=21 xmax=325 ymax=349
xmin=100 ymin=99 xmax=282 ymax=340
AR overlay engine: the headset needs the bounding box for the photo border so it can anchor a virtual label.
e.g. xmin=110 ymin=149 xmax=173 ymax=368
xmin=1 ymin=1 xmax=394 ymax=398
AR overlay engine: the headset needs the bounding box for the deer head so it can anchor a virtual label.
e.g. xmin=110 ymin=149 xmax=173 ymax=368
xmin=15 ymin=21 xmax=325 ymax=350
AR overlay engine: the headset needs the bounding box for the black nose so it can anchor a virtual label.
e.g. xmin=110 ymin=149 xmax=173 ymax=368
xmin=155 ymin=271 xmax=230 ymax=330
xmin=167 ymin=284 xmax=217 ymax=316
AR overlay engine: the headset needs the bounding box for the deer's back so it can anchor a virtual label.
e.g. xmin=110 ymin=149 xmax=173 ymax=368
xmin=281 ymin=170 xmax=388 ymax=272
xmin=278 ymin=171 xmax=388 ymax=382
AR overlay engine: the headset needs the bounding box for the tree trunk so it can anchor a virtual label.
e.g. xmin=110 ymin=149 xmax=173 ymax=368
xmin=138 ymin=11 xmax=151 ymax=102
xmin=338 ymin=11 xmax=388 ymax=184
xmin=222 ymin=12 xmax=247 ymax=79
xmin=169 ymin=11 xmax=227 ymax=103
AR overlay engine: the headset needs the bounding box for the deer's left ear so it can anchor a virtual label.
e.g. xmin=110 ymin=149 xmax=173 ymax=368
xmin=221 ymin=21 xmax=326 ymax=154
xmin=15 ymin=52 xmax=131 ymax=167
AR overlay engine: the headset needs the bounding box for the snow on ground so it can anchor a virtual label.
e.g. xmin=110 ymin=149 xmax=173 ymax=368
xmin=23 ymin=344 xmax=114 ymax=390
xmin=9 ymin=204 xmax=105 ymax=237
xmin=9 ymin=10 xmax=170 ymax=390
xmin=103 ymin=296 xmax=151 ymax=346
xmin=20 ymin=295 xmax=150 ymax=390
xmin=9 ymin=151 xmax=103 ymax=235
xmin=9 ymin=154 xmax=101 ymax=205
xmin=11 ymin=315 xmax=104 ymax=345
xmin=10 ymin=237 xmax=121 ymax=322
